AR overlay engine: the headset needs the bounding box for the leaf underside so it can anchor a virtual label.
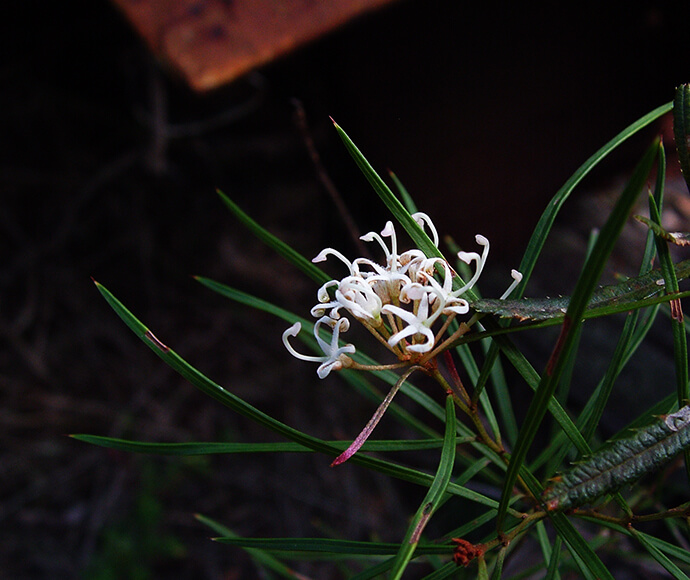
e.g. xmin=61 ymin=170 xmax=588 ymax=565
xmin=472 ymin=260 xmax=690 ymax=321
xmin=543 ymin=406 xmax=690 ymax=511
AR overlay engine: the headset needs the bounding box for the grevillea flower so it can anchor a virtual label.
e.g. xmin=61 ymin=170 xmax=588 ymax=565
xmin=500 ymin=269 xmax=523 ymax=300
xmin=284 ymin=215 xmax=521 ymax=373
xmin=381 ymin=292 xmax=436 ymax=353
xmin=282 ymin=212 xmax=522 ymax=463
xmin=361 ymin=221 xmax=399 ymax=272
xmin=453 ymin=234 xmax=490 ymax=298
xmin=335 ymin=276 xmax=384 ymax=323
xmin=282 ymin=317 xmax=355 ymax=379
xmin=415 ymin=259 xmax=470 ymax=317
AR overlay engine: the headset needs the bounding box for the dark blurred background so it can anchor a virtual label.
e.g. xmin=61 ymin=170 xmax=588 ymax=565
xmin=2 ymin=1 xmax=690 ymax=577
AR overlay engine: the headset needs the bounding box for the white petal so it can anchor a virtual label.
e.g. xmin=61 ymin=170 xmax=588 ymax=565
xmin=500 ymin=269 xmax=523 ymax=300
xmin=282 ymin=323 xmax=328 ymax=363
xmin=412 ymin=212 xmax=439 ymax=247
xmin=312 ymin=248 xmax=355 ymax=274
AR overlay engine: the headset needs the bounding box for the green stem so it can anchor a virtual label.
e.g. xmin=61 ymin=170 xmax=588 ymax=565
xmin=430 ymin=365 xmax=505 ymax=458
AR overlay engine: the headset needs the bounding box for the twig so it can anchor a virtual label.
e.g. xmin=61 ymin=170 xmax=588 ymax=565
xmin=292 ymin=99 xmax=369 ymax=257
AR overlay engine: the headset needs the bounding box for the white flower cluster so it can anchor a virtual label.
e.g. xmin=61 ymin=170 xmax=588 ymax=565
xmin=283 ymin=213 xmax=522 ymax=378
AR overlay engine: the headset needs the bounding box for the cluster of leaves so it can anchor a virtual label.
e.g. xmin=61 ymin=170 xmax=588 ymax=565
xmin=73 ymin=86 xmax=690 ymax=578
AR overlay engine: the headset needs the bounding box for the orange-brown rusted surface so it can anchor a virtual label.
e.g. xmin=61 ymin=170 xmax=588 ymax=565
xmin=111 ymin=0 xmax=398 ymax=91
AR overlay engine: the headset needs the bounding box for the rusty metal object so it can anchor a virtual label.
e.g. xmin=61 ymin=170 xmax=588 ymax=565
xmin=111 ymin=0 xmax=398 ymax=91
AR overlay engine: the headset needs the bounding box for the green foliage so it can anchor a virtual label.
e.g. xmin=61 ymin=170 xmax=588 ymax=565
xmin=542 ymin=407 xmax=690 ymax=511
xmin=674 ymin=84 xmax=690 ymax=194
xmin=76 ymin=88 xmax=690 ymax=577
xmin=472 ymin=259 xmax=690 ymax=322
xmin=83 ymin=460 xmax=187 ymax=580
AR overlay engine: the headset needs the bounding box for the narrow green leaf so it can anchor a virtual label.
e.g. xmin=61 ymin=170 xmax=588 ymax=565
xmin=390 ymin=395 xmax=456 ymax=579
xmin=70 ymin=435 xmax=448 ymax=455
xmin=482 ymin=342 xmax=518 ymax=446
xmin=638 ymin=531 xmax=690 ymax=566
xmin=438 ymin=511 xmax=498 ymax=570
xmin=212 ymin=537 xmax=449 ymax=556
xmin=195 ymin=276 xmax=309 ymax=325
xmin=634 ymin=215 xmax=690 ymax=247
xmin=195 ymin=513 xmax=233 ymax=536
xmin=674 ymin=85 xmax=690 ymax=194
xmin=518 ymin=101 xmax=672 ymax=292
xmin=649 ymin=146 xmax=690 ymax=481
xmin=195 ymin=514 xmax=299 ymax=579
xmin=580 ymin=517 xmax=690 ymax=566
xmin=331 ymin=121 xmax=464 ymax=292
xmin=329 ymin=118 xmax=640 ymax=471
xmin=419 ymin=562 xmax=459 ymax=579
xmin=497 ymin=140 xmax=659 ymax=531
xmin=389 ymin=170 xmax=419 ymax=214
xmin=454 ymin=339 xmax=502 ymax=443
xmin=350 ymin=559 xmax=397 ymax=580
xmin=579 ymin=311 xmax=639 ymax=444
xmin=488 ymin=547 xmax=506 ymax=580
xmin=92 ymin=281 xmax=504 ymax=509
xmin=216 ymin=189 xmax=330 ymax=286
xmin=536 ymin=520 xmax=557 ymax=575
xmin=478 ymin=553 xmax=490 ymax=580
xmin=194 ymin=275 xmax=514 ymax=477
xmin=472 ymin=259 xmax=690 ymax=321
xmin=544 ymin=536 xmax=563 ymax=580
xmin=630 ymin=527 xmax=690 ymax=580
xmin=549 ymin=511 xmax=614 ymax=580
xmin=649 ymin=161 xmax=689 ymax=405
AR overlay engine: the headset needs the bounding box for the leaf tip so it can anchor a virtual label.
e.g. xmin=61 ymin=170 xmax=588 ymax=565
xmin=330 ymin=452 xmax=350 ymax=467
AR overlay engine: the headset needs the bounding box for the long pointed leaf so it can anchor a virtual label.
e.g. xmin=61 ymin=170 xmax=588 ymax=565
xmin=674 ymin=85 xmax=690 ymax=194
xmin=216 ymin=189 xmax=330 ymax=286
xmin=330 ymin=121 xmax=599 ymax=467
xmin=69 ymin=435 xmax=448 ymax=455
xmin=549 ymin=511 xmax=614 ymax=580
xmin=390 ymin=395 xmax=456 ymax=579
xmin=91 ymin=281 xmax=507 ymax=510
xmin=194 ymin=275 xmax=514 ymax=477
xmin=195 ymin=514 xmax=301 ymax=579
xmin=497 ymin=140 xmax=659 ymax=566
xmin=649 ymin=160 xmax=689 ymax=404
xmin=472 ymin=259 xmax=690 ymax=321
xmin=331 ymin=121 xmax=467 ymax=293
xmin=212 ymin=537 xmax=449 ymax=556
xmin=518 ymin=101 xmax=672 ymax=291
xmin=630 ymin=528 xmax=690 ymax=579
